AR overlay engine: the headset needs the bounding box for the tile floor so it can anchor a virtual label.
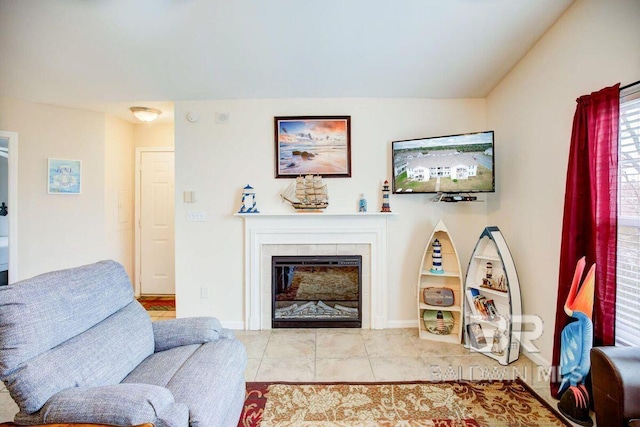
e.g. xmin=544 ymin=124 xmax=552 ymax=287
xmin=236 ymin=327 xmax=551 ymax=389
xmin=0 ymin=312 xmax=588 ymax=426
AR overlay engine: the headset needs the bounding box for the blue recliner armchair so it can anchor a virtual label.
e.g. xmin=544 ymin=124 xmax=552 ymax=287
xmin=0 ymin=260 xmax=247 ymax=427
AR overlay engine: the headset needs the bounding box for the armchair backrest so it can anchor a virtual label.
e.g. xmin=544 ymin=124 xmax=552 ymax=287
xmin=0 ymin=260 xmax=154 ymax=414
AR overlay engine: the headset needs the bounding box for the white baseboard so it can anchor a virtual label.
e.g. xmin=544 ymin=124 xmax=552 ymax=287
xmin=221 ymin=320 xmax=245 ymax=330
xmin=386 ymin=319 xmax=419 ymax=329
xmin=522 ymin=348 xmax=551 ymax=367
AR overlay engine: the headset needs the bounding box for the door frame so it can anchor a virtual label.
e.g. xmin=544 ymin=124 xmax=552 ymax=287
xmin=134 ymin=147 xmax=175 ymax=297
xmin=0 ymin=131 xmax=18 ymax=283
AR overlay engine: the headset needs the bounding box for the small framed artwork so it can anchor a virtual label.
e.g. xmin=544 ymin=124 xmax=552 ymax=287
xmin=274 ymin=116 xmax=351 ymax=178
xmin=48 ymin=158 xmax=81 ymax=194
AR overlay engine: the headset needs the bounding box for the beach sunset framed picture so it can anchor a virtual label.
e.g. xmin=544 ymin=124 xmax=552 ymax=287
xmin=274 ymin=116 xmax=351 ymax=178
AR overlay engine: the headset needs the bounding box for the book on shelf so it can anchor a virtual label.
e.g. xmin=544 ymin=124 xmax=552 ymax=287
xmin=466 ymin=287 xmax=499 ymax=321
xmin=484 ymin=299 xmax=498 ymax=320
xmin=465 ymin=288 xmax=480 ymax=315
xmin=466 ymin=322 xmax=487 ymax=348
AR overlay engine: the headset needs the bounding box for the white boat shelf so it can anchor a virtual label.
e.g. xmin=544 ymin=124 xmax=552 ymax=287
xmin=416 ymin=220 xmax=464 ymax=343
xmin=464 ymin=226 xmax=522 ymax=365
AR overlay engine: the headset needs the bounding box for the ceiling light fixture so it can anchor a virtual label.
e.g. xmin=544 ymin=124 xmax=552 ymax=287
xmin=129 ymin=106 xmax=161 ymax=122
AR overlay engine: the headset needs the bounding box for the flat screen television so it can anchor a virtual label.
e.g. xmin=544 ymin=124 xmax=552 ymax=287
xmin=392 ymin=131 xmax=495 ymax=194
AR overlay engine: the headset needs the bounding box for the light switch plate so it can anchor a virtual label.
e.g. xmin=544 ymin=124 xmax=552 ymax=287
xmin=186 ymin=210 xmax=207 ymax=221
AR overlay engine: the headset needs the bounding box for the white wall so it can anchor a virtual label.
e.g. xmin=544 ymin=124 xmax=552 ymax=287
xmin=174 ymin=98 xmax=488 ymax=326
xmin=486 ymin=0 xmax=640 ymax=364
xmin=0 ymin=97 xmax=108 ymax=279
xmin=134 ymin=123 xmax=174 ymax=148
xmin=105 ymin=115 xmax=135 ymax=279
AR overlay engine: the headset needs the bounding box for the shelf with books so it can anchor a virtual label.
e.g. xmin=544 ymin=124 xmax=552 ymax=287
xmin=474 ymin=285 xmax=509 ymax=298
xmin=464 ymin=226 xmax=522 ymax=365
xmin=417 ymin=220 xmax=464 ymax=343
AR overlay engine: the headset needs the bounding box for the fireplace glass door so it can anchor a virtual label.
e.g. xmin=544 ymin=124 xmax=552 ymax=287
xmin=272 ymin=256 xmax=362 ymax=328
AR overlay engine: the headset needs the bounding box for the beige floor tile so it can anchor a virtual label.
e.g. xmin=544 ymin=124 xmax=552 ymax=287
xmin=411 ymin=337 xmax=471 ymax=357
xmin=399 ymin=328 xmax=420 ymax=337
xmin=149 ymin=311 xmax=176 ymax=321
xmin=369 ymin=356 xmax=431 ymax=381
xmin=270 ymin=328 xmax=317 ymax=335
xmin=255 ymin=358 xmax=315 ymax=382
xmin=316 ymin=328 xmax=362 ymax=335
xmin=363 ymin=332 xmax=419 ymax=358
xmin=147 ymin=310 xmax=166 ymax=317
xmin=316 ymin=330 xmax=367 ymax=358
xmin=425 ymin=356 xmax=465 ymax=381
xmin=506 ymin=355 xmax=544 ymax=385
xmin=360 ymin=328 xmax=406 ymax=338
xmin=245 ymin=358 xmax=261 ymax=382
xmin=0 ymin=391 xmax=18 ymax=423
xmin=532 ymin=384 xmax=555 ymax=404
xmin=235 ymin=331 xmax=271 ymax=358
xmin=316 ymin=358 xmax=374 ymax=382
xmin=264 ymin=330 xmax=316 ymax=358
xmin=420 ymin=353 xmax=550 ymax=384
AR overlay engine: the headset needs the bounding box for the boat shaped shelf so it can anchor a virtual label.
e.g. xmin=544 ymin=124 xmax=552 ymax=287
xmin=464 ymin=226 xmax=522 ymax=365
xmin=417 ymin=220 xmax=464 ymax=344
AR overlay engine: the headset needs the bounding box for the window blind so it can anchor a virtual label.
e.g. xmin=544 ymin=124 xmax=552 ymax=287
xmin=616 ymin=83 xmax=640 ymax=347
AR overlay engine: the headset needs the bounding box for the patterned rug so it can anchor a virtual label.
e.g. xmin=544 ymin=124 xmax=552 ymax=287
xmin=237 ymin=380 xmax=571 ymax=426
xmin=137 ymin=295 xmax=175 ymax=311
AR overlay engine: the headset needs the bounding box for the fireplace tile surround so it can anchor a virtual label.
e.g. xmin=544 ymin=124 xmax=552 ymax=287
xmin=237 ymin=213 xmax=393 ymax=330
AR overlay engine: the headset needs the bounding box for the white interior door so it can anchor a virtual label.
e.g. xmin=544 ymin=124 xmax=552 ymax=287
xmin=140 ymin=151 xmax=175 ymax=295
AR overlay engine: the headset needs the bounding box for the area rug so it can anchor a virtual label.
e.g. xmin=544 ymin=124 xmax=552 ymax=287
xmin=137 ymin=295 xmax=175 ymax=311
xmin=237 ymin=380 xmax=571 ymax=427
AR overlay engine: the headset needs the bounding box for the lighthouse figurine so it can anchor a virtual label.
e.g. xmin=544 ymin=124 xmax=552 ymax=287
xmin=436 ymin=310 xmax=446 ymax=334
xmin=380 ymin=180 xmax=392 ymax=212
xmin=430 ymin=239 xmax=444 ymax=274
xmin=238 ymin=185 xmax=259 ymax=213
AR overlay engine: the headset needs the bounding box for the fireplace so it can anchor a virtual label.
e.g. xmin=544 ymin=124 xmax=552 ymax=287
xmin=272 ymin=255 xmax=362 ymax=328
xmin=238 ymin=213 xmax=391 ymax=330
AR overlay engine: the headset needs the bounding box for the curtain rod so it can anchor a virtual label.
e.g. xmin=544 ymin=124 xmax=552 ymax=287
xmin=621 ymin=80 xmax=640 ymax=91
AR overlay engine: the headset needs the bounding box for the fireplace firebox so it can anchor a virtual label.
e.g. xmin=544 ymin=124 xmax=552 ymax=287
xmin=272 ymin=256 xmax=362 ymax=328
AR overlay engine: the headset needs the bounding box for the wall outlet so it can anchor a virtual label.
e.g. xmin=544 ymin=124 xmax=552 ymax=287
xmin=200 ymin=286 xmax=209 ymax=299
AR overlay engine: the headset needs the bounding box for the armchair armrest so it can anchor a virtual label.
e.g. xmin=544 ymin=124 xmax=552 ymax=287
xmin=591 ymin=347 xmax=640 ymax=427
xmin=152 ymin=317 xmax=222 ymax=352
xmin=1 ymin=424 xmax=153 ymax=427
xmin=14 ymin=384 xmax=187 ymax=427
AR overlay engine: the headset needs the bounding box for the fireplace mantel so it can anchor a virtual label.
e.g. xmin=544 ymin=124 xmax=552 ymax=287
xmin=236 ymin=212 xmax=395 ymax=330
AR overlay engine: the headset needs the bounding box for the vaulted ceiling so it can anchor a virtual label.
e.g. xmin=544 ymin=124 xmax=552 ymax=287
xmin=0 ymin=0 xmax=575 ymax=122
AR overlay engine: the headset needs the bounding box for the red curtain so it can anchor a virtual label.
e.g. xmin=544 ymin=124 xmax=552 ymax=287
xmin=551 ymin=84 xmax=620 ymax=398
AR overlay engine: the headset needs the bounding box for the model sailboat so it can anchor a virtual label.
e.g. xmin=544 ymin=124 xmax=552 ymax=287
xmin=280 ymin=175 xmax=329 ymax=211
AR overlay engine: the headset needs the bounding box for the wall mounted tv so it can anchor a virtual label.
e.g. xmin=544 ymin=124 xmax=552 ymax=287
xmin=392 ymin=131 xmax=495 ymax=194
